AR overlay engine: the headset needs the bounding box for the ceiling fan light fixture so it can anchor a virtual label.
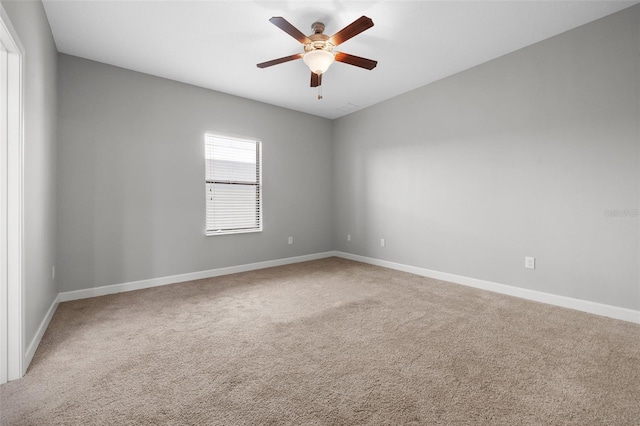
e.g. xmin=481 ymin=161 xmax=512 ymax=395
xmin=303 ymin=49 xmax=335 ymax=75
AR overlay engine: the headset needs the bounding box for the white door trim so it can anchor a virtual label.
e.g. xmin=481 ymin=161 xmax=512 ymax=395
xmin=0 ymin=3 xmax=24 ymax=384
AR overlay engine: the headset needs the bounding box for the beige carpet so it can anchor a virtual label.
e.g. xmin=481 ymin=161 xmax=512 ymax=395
xmin=1 ymin=257 xmax=639 ymax=425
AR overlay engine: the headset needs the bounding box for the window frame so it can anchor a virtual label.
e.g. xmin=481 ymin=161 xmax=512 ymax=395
xmin=204 ymin=132 xmax=262 ymax=236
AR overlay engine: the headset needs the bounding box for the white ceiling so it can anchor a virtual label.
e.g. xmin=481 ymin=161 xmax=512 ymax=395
xmin=42 ymin=0 xmax=639 ymax=119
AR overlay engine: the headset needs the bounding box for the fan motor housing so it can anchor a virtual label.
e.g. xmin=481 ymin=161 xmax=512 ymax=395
xmin=304 ymin=22 xmax=333 ymax=53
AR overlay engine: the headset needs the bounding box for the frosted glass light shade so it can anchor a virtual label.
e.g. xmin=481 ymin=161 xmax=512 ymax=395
xmin=303 ymin=50 xmax=335 ymax=74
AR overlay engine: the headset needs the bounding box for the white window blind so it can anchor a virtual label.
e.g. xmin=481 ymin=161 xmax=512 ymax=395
xmin=205 ymin=133 xmax=262 ymax=236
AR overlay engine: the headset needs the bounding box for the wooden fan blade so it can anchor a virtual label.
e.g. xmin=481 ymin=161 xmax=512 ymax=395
xmin=310 ymin=72 xmax=322 ymax=87
xmin=269 ymin=17 xmax=311 ymax=44
xmin=330 ymin=16 xmax=374 ymax=46
xmin=334 ymin=52 xmax=377 ymax=70
xmin=257 ymin=53 xmax=303 ymax=68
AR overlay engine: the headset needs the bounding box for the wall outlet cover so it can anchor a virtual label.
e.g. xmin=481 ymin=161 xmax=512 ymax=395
xmin=525 ymin=256 xmax=535 ymax=269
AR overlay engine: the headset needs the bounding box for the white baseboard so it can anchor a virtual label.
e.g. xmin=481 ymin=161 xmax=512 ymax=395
xmin=24 ymin=294 xmax=59 ymax=373
xmin=59 ymin=251 xmax=337 ymax=302
xmin=335 ymin=251 xmax=640 ymax=324
xmin=57 ymin=250 xmax=640 ymax=323
xmin=23 ymin=250 xmax=638 ymax=379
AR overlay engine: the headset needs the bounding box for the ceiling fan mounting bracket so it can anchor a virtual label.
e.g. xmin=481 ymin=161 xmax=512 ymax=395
xmin=311 ymin=22 xmax=325 ymax=34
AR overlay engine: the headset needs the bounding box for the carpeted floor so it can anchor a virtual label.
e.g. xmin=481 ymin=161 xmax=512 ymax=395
xmin=1 ymin=257 xmax=639 ymax=425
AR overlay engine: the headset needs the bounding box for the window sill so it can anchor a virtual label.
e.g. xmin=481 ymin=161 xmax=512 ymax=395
xmin=205 ymin=228 xmax=263 ymax=237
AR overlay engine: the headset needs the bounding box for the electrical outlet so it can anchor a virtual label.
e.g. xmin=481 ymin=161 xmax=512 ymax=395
xmin=347 ymin=234 xmax=351 ymax=242
xmin=380 ymin=238 xmax=385 ymax=247
xmin=51 ymin=266 xmax=55 ymax=280
xmin=288 ymin=236 xmax=293 ymax=245
xmin=525 ymin=256 xmax=535 ymax=269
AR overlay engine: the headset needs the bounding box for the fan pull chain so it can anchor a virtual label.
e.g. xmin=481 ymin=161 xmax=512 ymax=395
xmin=317 ymin=85 xmax=323 ymax=100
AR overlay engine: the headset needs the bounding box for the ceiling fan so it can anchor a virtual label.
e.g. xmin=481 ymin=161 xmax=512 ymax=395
xmin=257 ymin=16 xmax=378 ymax=97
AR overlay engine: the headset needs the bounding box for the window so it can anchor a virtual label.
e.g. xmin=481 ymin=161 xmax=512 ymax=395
xmin=205 ymin=133 xmax=262 ymax=236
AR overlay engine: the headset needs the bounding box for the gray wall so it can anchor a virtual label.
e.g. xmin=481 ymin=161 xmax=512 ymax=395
xmin=1 ymin=1 xmax=58 ymax=349
xmin=57 ymin=55 xmax=334 ymax=292
xmin=55 ymin=5 xmax=640 ymax=312
xmin=333 ymin=6 xmax=640 ymax=310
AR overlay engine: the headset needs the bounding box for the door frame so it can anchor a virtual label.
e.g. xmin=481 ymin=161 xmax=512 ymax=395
xmin=0 ymin=3 xmax=24 ymax=384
